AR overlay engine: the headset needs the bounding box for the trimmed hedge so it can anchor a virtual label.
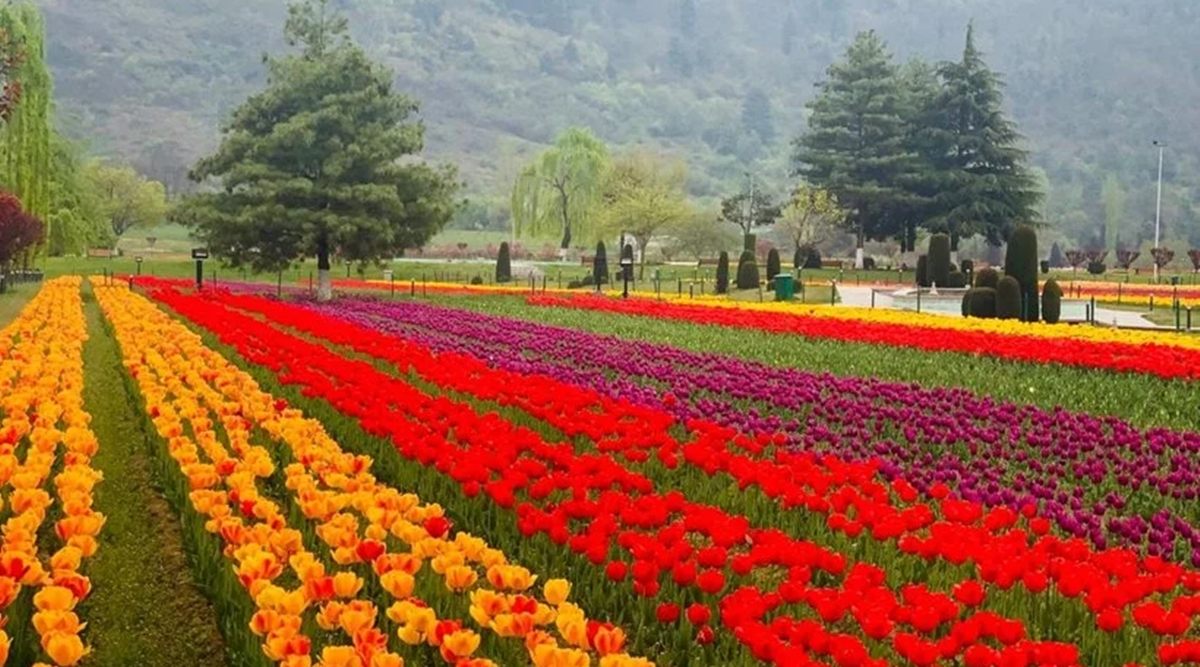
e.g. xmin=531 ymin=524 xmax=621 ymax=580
xmin=946 ymin=271 xmax=968 ymax=289
xmin=916 ymin=255 xmax=929 ymax=288
xmin=967 ymin=287 xmax=997 ymax=318
xmin=736 ymin=250 xmax=760 ymax=289
xmin=496 ymin=242 xmax=513 ymax=283
xmin=1004 ymin=225 xmax=1039 ymax=322
xmin=593 ymin=241 xmax=609 ymax=285
xmin=1042 ymin=278 xmax=1063 ymax=324
xmin=766 ymin=248 xmax=782 ymax=290
xmin=715 ymin=251 xmax=730 ymax=294
xmin=975 ymin=267 xmax=1000 ymax=289
xmin=928 ymin=233 xmax=951 ymax=287
xmin=996 ymin=276 xmax=1022 ymax=320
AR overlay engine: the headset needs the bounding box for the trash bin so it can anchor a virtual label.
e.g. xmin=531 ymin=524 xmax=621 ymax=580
xmin=774 ymin=274 xmax=795 ymax=301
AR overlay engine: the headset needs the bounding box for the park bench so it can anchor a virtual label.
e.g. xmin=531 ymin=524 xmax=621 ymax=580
xmin=86 ymin=248 xmax=115 ymax=258
xmin=581 ymin=255 xmax=594 ymax=265
xmin=821 ymin=259 xmax=844 ymax=269
xmin=697 ymin=258 xmax=721 ymax=267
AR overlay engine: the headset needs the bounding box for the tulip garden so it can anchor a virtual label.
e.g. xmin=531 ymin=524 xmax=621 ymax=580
xmin=0 ymin=277 xmax=1196 ymax=667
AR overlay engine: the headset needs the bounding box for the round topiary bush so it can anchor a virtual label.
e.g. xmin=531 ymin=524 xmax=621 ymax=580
xmin=736 ymin=250 xmax=760 ymax=289
xmin=960 ymin=259 xmax=974 ymax=276
xmin=715 ymin=251 xmax=730 ymax=294
xmin=1087 ymin=261 xmax=1106 ymax=275
xmin=946 ymin=271 xmax=968 ymax=289
xmin=863 ymin=256 xmax=876 ymax=270
xmin=803 ymin=248 xmax=822 ymax=270
xmin=581 ymin=273 xmax=595 ymax=287
xmin=975 ymin=267 xmax=1000 ymax=289
xmin=567 ymin=279 xmax=583 ymax=289
xmin=470 ymin=275 xmax=483 ymax=285
xmin=1042 ymin=278 xmax=1063 ymax=324
xmin=928 ymin=233 xmax=951 ymax=287
xmin=996 ymin=276 xmax=1022 ymax=320
xmin=967 ymin=287 xmax=997 ymax=318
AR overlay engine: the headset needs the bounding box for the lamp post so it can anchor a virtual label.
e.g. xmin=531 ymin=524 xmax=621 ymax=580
xmin=1153 ymin=140 xmax=1167 ymax=282
xmin=620 ymin=254 xmax=633 ymax=299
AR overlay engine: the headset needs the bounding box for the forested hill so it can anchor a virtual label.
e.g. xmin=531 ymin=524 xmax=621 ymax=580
xmin=41 ymin=0 xmax=1200 ymax=245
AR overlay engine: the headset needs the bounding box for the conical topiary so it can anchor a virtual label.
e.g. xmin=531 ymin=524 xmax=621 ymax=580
xmin=496 ymin=242 xmax=512 ymax=283
xmin=1004 ymin=225 xmax=1039 ymax=322
xmin=1042 ymin=278 xmax=1063 ymax=324
xmin=715 ymin=251 xmax=730 ymax=294
xmin=766 ymin=248 xmax=781 ymax=290
xmin=593 ymin=241 xmax=609 ymax=286
xmin=928 ymin=233 xmax=951 ymax=287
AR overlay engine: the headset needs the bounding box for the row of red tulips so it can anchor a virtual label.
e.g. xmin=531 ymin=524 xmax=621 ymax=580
xmin=524 ymin=294 xmax=1200 ymax=382
xmin=143 ymin=284 xmax=1195 ymax=666
xmin=200 ymin=291 xmax=1200 ymax=626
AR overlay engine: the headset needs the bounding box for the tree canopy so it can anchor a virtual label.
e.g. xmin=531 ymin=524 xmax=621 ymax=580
xmin=511 ymin=127 xmax=609 ymax=251
xmin=83 ymin=162 xmax=167 ymax=242
xmin=595 ymin=150 xmax=692 ymax=277
xmin=176 ymin=0 xmax=461 ymax=299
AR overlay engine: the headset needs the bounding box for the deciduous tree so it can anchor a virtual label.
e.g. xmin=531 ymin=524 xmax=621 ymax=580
xmin=83 ymin=162 xmax=167 ymax=243
xmin=595 ymin=151 xmax=692 ymax=278
xmin=511 ymin=127 xmax=609 ymax=251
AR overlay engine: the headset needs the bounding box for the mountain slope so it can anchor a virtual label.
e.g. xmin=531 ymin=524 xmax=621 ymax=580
xmin=40 ymin=0 xmax=1200 ymax=243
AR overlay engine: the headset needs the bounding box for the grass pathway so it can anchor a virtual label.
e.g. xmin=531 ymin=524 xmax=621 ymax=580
xmin=77 ymin=288 xmax=229 ymax=667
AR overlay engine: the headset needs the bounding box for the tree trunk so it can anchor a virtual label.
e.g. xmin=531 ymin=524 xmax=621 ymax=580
xmin=855 ymin=226 xmax=865 ymax=269
xmin=317 ymin=236 xmax=333 ymax=302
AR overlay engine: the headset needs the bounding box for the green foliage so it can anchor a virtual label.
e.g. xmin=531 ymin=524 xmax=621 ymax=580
xmin=793 ymin=31 xmax=922 ymax=252
xmin=84 ymin=162 xmax=168 ymax=242
xmin=967 ymin=286 xmax=997 ymax=318
xmin=996 ymin=276 xmax=1022 ymax=320
xmin=0 ymin=3 xmax=52 ymax=242
xmin=960 ymin=258 xmax=974 ymax=276
xmin=741 ymin=88 xmax=774 ymax=143
xmin=470 ymin=275 xmax=484 ymax=285
xmin=914 ymin=24 xmax=1041 ymax=248
xmin=975 ymin=267 xmax=1000 ymax=289
xmin=512 ymin=127 xmax=609 ymax=250
xmin=667 ymin=211 xmax=735 ymax=261
xmin=735 ymin=249 xmax=759 ymax=289
xmin=1049 ymin=242 xmax=1065 ymax=268
xmin=715 ymin=250 xmax=729 ymax=294
xmin=1087 ymin=261 xmax=1107 ymax=275
xmin=596 ymin=151 xmax=691 ymax=277
xmin=1042 ymin=278 xmax=1062 ymax=324
xmin=765 ymin=248 xmax=781 ymax=288
xmin=1004 ymin=224 xmax=1040 ymax=322
xmin=775 ymin=184 xmax=845 ymax=254
xmin=496 ymin=241 xmax=512 ymax=283
xmin=593 ymin=241 xmax=608 ymax=286
xmin=946 ymin=271 xmax=967 ymax=288
xmin=175 ymin=1 xmax=460 ymax=300
xmin=47 ymin=136 xmax=110 ymax=255
xmin=721 ymin=187 xmax=778 ymax=248
xmin=916 ymin=255 xmax=929 ymax=288
xmin=928 ymin=233 xmax=951 ymax=287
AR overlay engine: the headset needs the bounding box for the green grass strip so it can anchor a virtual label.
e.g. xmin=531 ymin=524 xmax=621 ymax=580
xmin=77 ymin=288 xmax=229 ymax=667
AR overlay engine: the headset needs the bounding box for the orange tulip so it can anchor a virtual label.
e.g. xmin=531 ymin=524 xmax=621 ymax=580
xmin=332 ymin=571 xmax=363 ymax=598
xmin=443 ymin=564 xmax=478 ymax=592
xmin=33 ymin=586 xmax=76 ymax=612
xmin=438 ymin=629 xmax=481 ymax=661
xmin=41 ymin=630 xmax=88 ymax=666
xmin=543 ymin=579 xmax=571 ymax=606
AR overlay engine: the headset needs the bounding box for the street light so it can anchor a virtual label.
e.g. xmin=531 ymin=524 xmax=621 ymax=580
xmin=1153 ymin=140 xmax=1167 ymax=282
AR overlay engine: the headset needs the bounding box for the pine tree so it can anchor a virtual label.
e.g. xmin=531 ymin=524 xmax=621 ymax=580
xmin=741 ymin=88 xmax=774 ymax=143
xmin=916 ymin=23 xmax=1041 ymax=250
xmin=793 ymin=31 xmax=920 ymax=268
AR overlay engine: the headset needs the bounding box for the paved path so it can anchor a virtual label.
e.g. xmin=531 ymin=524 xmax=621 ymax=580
xmin=835 ymin=285 xmax=1167 ymax=329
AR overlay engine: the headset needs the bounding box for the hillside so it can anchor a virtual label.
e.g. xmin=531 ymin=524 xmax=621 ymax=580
xmin=40 ymin=0 xmax=1200 ymax=245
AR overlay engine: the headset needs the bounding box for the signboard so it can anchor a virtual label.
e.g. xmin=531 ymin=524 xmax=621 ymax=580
xmin=191 ymin=248 xmax=210 ymax=260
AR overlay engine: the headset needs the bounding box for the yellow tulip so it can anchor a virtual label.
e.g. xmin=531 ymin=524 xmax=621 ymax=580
xmin=331 ymin=571 xmax=363 ymax=598
xmin=33 ymin=586 xmax=76 ymax=612
xmin=379 ymin=570 xmax=414 ymax=599
xmin=439 ymin=629 xmax=481 ymax=660
xmin=317 ymin=646 xmax=363 ymax=667
xmin=369 ymin=653 xmax=404 ymax=667
xmin=543 ymin=578 xmax=571 ymax=606
xmin=443 ymin=564 xmax=478 ymax=591
xmin=41 ymin=631 xmax=88 ymax=666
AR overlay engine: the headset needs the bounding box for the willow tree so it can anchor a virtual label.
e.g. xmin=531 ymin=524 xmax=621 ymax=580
xmin=0 ymin=3 xmax=51 ymax=226
xmin=511 ymin=127 xmax=609 ymax=251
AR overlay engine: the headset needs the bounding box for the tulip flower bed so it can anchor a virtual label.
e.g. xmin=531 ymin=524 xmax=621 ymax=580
xmin=95 ymin=282 xmax=652 ymax=667
xmin=0 ymin=277 xmax=103 ymax=667
xmin=524 ymin=293 xmax=1200 ymax=381
xmin=274 ymin=297 xmax=1200 ymax=564
xmin=134 ymin=283 xmax=1200 ymax=667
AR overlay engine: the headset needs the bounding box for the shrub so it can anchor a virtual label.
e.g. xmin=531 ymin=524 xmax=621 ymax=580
xmin=496 ymin=242 xmax=513 ymax=283
xmin=803 ymin=248 xmax=822 ymax=270
xmin=928 ymin=233 xmax=951 ymax=287
xmin=1042 ymin=278 xmax=1063 ymax=324
xmin=961 ymin=291 xmax=971 ymax=317
xmin=593 ymin=241 xmax=609 ymax=285
xmin=960 ymin=259 xmax=974 ymax=275
xmin=1004 ymin=225 xmax=1039 ymax=322
xmin=1087 ymin=261 xmax=1106 ymax=275
xmin=715 ymin=251 xmax=730 ymax=294
xmin=766 ymin=248 xmax=782 ymax=289
xmin=996 ymin=276 xmax=1022 ymax=320
xmin=581 ymin=273 xmax=595 ymax=287
xmin=967 ymin=287 xmax=997 ymax=318
xmin=1049 ymin=242 xmax=1065 ymax=268
xmin=863 ymin=256 xmax=876 ymax=270
xmin=916 ymin=255 xmax=929 ymax=287
xmin=946 ymin=271 xmax=968 ymax=289
xmin=1039 ymin=260 xmax=1050 ymax=274
xmin=470 ymin=275 xmax=483 ymax=285
xmin=736 ymin=250 xmax=760 ymax=289
xmin=975 ymin=267 xmax=1000 ymax=289
xmin=566 ymin=279 xmax=582 ymax=289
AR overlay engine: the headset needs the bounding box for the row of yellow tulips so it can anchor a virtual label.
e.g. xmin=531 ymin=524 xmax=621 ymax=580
xmin=93 ymin=280 xmax=652 ymax=667
xmin=0 ymin=277 xmax=103 ymax=666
